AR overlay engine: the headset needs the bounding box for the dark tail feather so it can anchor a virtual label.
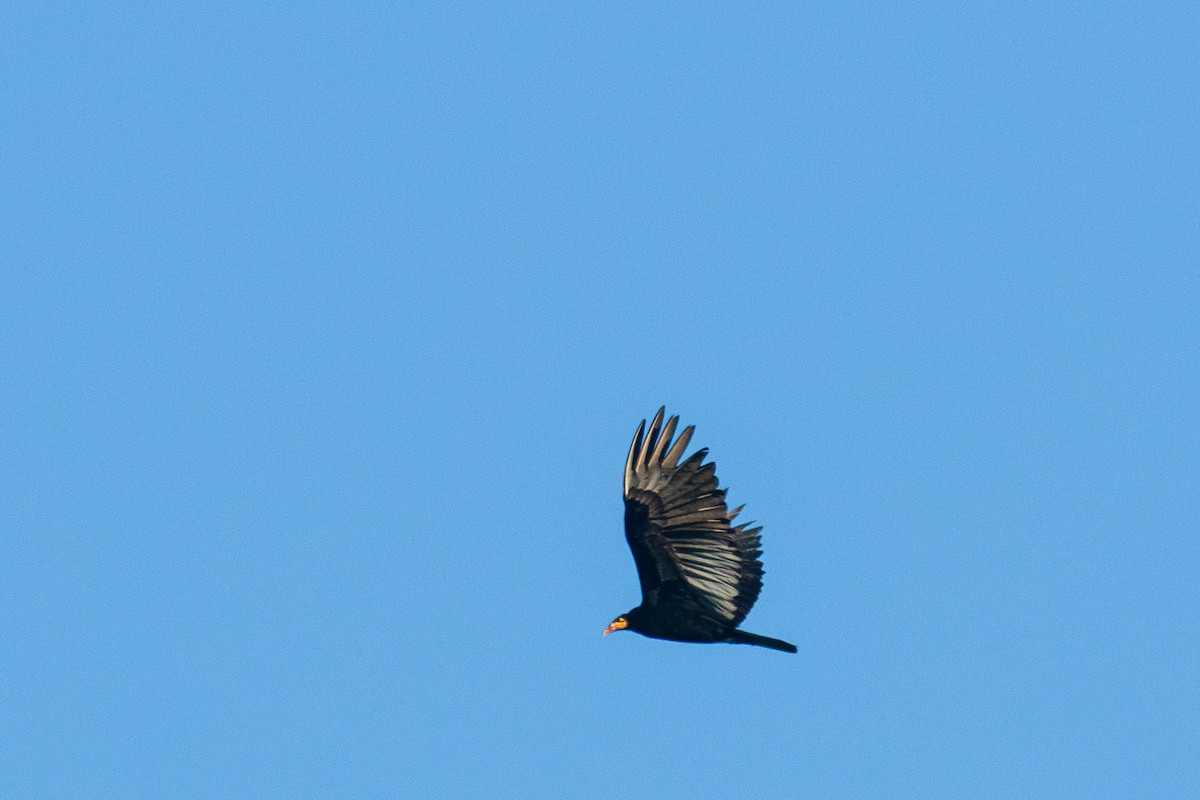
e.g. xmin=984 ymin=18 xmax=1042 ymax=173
xmin=728 ymin=630 xmax=797 ymax=654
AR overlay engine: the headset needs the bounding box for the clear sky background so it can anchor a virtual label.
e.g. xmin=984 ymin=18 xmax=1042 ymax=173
xmin=3 ymin=4 xmax=1197 ymax=798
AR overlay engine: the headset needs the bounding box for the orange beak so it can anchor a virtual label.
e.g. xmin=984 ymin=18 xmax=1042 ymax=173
xmin=603 ymin=619 xmax=628 ymax=636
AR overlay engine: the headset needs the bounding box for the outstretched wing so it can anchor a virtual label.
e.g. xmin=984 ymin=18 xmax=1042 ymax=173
xmin=622 ymin=407 xmax=764 ymax=628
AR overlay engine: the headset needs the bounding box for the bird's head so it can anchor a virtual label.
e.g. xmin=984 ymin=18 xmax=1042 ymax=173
xmin=602 ymin=614 xmax=629 ymax=636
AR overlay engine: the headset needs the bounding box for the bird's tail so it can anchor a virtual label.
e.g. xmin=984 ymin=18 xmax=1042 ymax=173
xmin=728 ymin=630 xmax=797 ymax=653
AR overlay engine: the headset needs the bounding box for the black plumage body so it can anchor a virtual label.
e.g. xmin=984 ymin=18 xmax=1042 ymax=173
xmin=607 ymin=408 xmax=796 ymax=654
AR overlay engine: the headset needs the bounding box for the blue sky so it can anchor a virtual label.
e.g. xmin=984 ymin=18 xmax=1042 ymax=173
xmin=3 ymin=4 xmax=1197 ymax=798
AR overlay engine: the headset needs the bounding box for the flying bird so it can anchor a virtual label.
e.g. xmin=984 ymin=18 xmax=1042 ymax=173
xmin=604 ymin=408 xmax=796 ymax=653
